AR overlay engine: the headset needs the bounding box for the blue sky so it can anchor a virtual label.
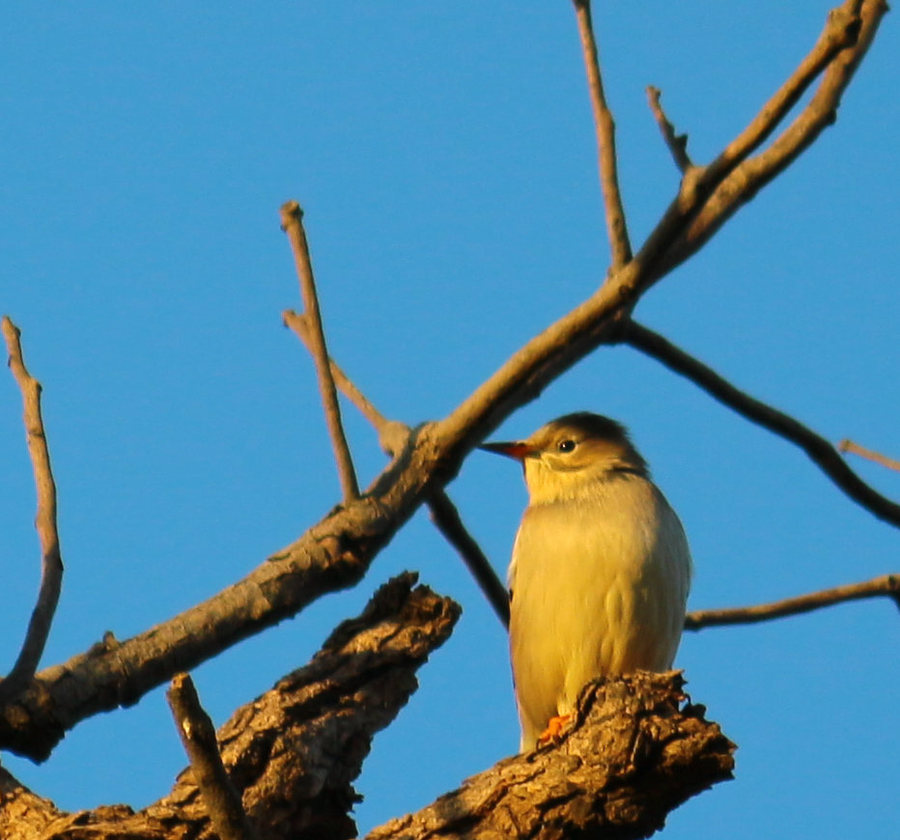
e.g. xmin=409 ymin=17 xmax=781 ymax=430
xmin=1 ymin=2 xmax=897 ymax=837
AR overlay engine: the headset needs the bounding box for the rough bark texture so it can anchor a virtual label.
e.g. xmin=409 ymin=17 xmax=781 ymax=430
xmin=0 ymin=573 xmax=460 ymax=840
xmin=367 ymin=672 xmax=735 ymax=840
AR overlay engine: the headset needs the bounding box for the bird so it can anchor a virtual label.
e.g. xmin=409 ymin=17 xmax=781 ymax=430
xmin=480 ymin=412 xmax=692 ymax=751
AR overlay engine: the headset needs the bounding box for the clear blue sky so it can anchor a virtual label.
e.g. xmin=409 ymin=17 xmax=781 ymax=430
xmin=2 ymin=3 xmax=897 ymax=837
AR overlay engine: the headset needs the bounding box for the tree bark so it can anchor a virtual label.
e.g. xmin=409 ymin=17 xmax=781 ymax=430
xmin=0 ymin=573 xmax=460 ymax=840
xmin=367 ymin=671 xmax=734 ymax=840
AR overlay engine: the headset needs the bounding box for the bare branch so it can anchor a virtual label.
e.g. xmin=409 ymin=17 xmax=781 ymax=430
xmin=573 ymin=0 xmax=631 ymax=269
xmin=283 ymin=308 xmax=409 ymax=458
xmin=646 ymin=86 xmax=693 ymax=173
xmin=368 ymin=672 xmax=734 ymax=840
xmin=622 ymin=320 xmax=900 ymax=528
xmin=280 ymin=201 xmax=359 ymax=500
xmin=167 ymin=673 xmax=258 ymax=840
xmin=838 ymin=438 xmax=900 ymax=473
xmin=427 ymin=492 xmax=510 ymax=628
xmin=685 ymin=573 xmax=900 ymax=631
xmin=0 ymin=317 xmax=63 ymax=704
xmin=0 ymin=0 xmax=888 ymax=761
xmin=660 ymin=0 xmax=886 ymax=274
xmin=285 ymin=309 xmax=508 ymax=626
xmin=0 ymin=575 xmax=459 ymax=840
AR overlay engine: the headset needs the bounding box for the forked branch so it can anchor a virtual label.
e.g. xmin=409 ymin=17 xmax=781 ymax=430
xmin=622 ymin=320 xmax=900 ymax=528
xmin=280 ymin=201 xmax=359 ymax=500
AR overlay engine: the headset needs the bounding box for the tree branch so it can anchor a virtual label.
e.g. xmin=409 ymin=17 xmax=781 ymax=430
xmin=0 ymin=0 xmax=887 ymax=762
xmin=838 ymin=438 xmax=900 ymax=473
xmin=0 ymin=574 xmax=460 ymax=840
xmin=167 ymin=673 xmax=258 ymax=840
xmin=283 ymin=308 xmax=410 ymax=459
xmin=685 ymin=573 xmax=899 ymax=630
xmin=427 ymin=491 xmax=510 ymax=628
xmin=0 ymin=317 xmax=63 ymax=705
xmin=622 ymin=320 xmax=900 ymax=528
xmin=573 ymin=0 xmax=632 ymax=269
xmin=367 ymin=672 xmax=734 ymax=840
xmin=659 ymin=0 xmax=885 ymax=275
xmin=646 ymin=86 xmax=693 ymax=173
xmin=280 ymin=201 xmax=359 ymax=500
xmin=285 ymin=307 xmax=510 ymax=627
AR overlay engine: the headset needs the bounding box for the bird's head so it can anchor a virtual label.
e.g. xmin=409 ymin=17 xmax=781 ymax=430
xmin=480 ymin=412 xmax=648 ymax=504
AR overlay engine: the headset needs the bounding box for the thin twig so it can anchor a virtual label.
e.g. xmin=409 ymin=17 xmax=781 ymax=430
xmin=283 ymin=309 xmax=409 ymax=458
xmin=0 ymin=317 xmax=63 ymax=704
xmin=166 ymin=673 xmax=258 ymax=840
xmin=280 ymin=201 xmax=359 ymax=501
xmin=646 ymin=86 xmax=693 ymax=173
xmin=427 ymin=492 xmax=510 ymax=628
xmin=573 ymin=0 xmax=632 ymax=269
xmin=622 ymin=320 xmax=900 ymax=528
xmin=284 ymin=309 xmax=510 ymax=627
xmin=838 ymin=438 xmax=900 ymax=473
xmin=685 ymin=573 xmax=899 ymax=630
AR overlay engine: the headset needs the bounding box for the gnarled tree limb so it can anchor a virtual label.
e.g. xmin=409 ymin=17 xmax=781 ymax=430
xmin=367 ymin=672 xmax=735 ymax=840
xmin=0 ymin=573 xmax=460 ymax=840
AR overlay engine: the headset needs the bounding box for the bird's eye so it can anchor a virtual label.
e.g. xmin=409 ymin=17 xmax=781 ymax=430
xmin=557 ymin=439 xmax=576 ymax=453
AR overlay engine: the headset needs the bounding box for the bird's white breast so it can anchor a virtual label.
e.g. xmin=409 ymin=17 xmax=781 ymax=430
xmin=508 ymin=472 xmax=691 ymax=750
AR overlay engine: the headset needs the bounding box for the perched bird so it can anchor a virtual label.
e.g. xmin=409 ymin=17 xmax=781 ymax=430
xmin=481 ymin=412 xmax=692 ymax=751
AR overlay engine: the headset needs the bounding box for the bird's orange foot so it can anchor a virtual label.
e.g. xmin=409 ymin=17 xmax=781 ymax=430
xmin=537 ymin=713 xmax=573 ymax=746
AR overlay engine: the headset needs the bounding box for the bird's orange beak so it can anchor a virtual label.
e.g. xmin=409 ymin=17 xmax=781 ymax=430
xmin=479 ymin=441 xmax=537 ymax=460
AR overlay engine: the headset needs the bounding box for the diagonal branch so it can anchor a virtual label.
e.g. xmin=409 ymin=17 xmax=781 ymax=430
xmin=427 ymin=492 xmax=510 ymax=628
xmin=368 ymin=672 xmax=734 ymax=840
xmin=685 ymin=573 xmax=900 ymax=630
xmin=284 ymin=308 xmax=510 ymax=628
xmin=573 ymin=0 xmax=632 ymax=269
xmin=659 ymin=0 xmax=885 ymax=275
xmin=0 ymin=574 xmax=460 ymax=840
xmin=838 ymin=438 xmax=900 ymax=473
xmin=280 ymin=201 xmax=359 ymax=501
xmin=622 ymin=320 xmax=900 ymax=528
xmin=0 ymin=1 xmax=887 ymax=762
xmin=167 ymin=673 xmax=258 ymax=840
xmin=646 ymin=86 xmax=693 ymax=173
xmin=0 ymin=317 xmax=63 ymax=705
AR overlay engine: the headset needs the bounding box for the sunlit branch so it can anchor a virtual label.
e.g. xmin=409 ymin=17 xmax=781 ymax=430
xmin=838 ymin=438 xmax=900 ymax=473
xmin=572 ymin=0 xmax=631 ymax=269
xmin=685 ymin=573 xmax=899 ymax=630
xmin=280 ymin=201 xmax=359 ymax=500
xmin=0 ymin=317 xmax=63 ymax=705
xmin=167 ymin=674 xmax=258 ymax=840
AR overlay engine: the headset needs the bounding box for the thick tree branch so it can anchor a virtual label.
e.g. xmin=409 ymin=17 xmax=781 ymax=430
xmin=685 ymin=573 xmax=900 ymax=630
xmin=622 ymin=320 xmax=900 ymax=528
xmin=646 ymin=86 xmax=693 ymax=173
xmin=280 ymin=201 xmax=359 ymax=500
xmin=0 ymin=574 xmax=460 ymax=840
xmin=368 ymin=672 xmax=734 ymax=840
xmin=167 ymin=673 xmax=258 ymax=840
xmin=0 ymin=317 xmax=63 ymax=705
xmin=573 ymin=0 xmax=632 ymax=268
xmin=0 ymin=0 xmax=886 ymax=762
xmin=838 ymin=438 xmax=900 ymax=473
